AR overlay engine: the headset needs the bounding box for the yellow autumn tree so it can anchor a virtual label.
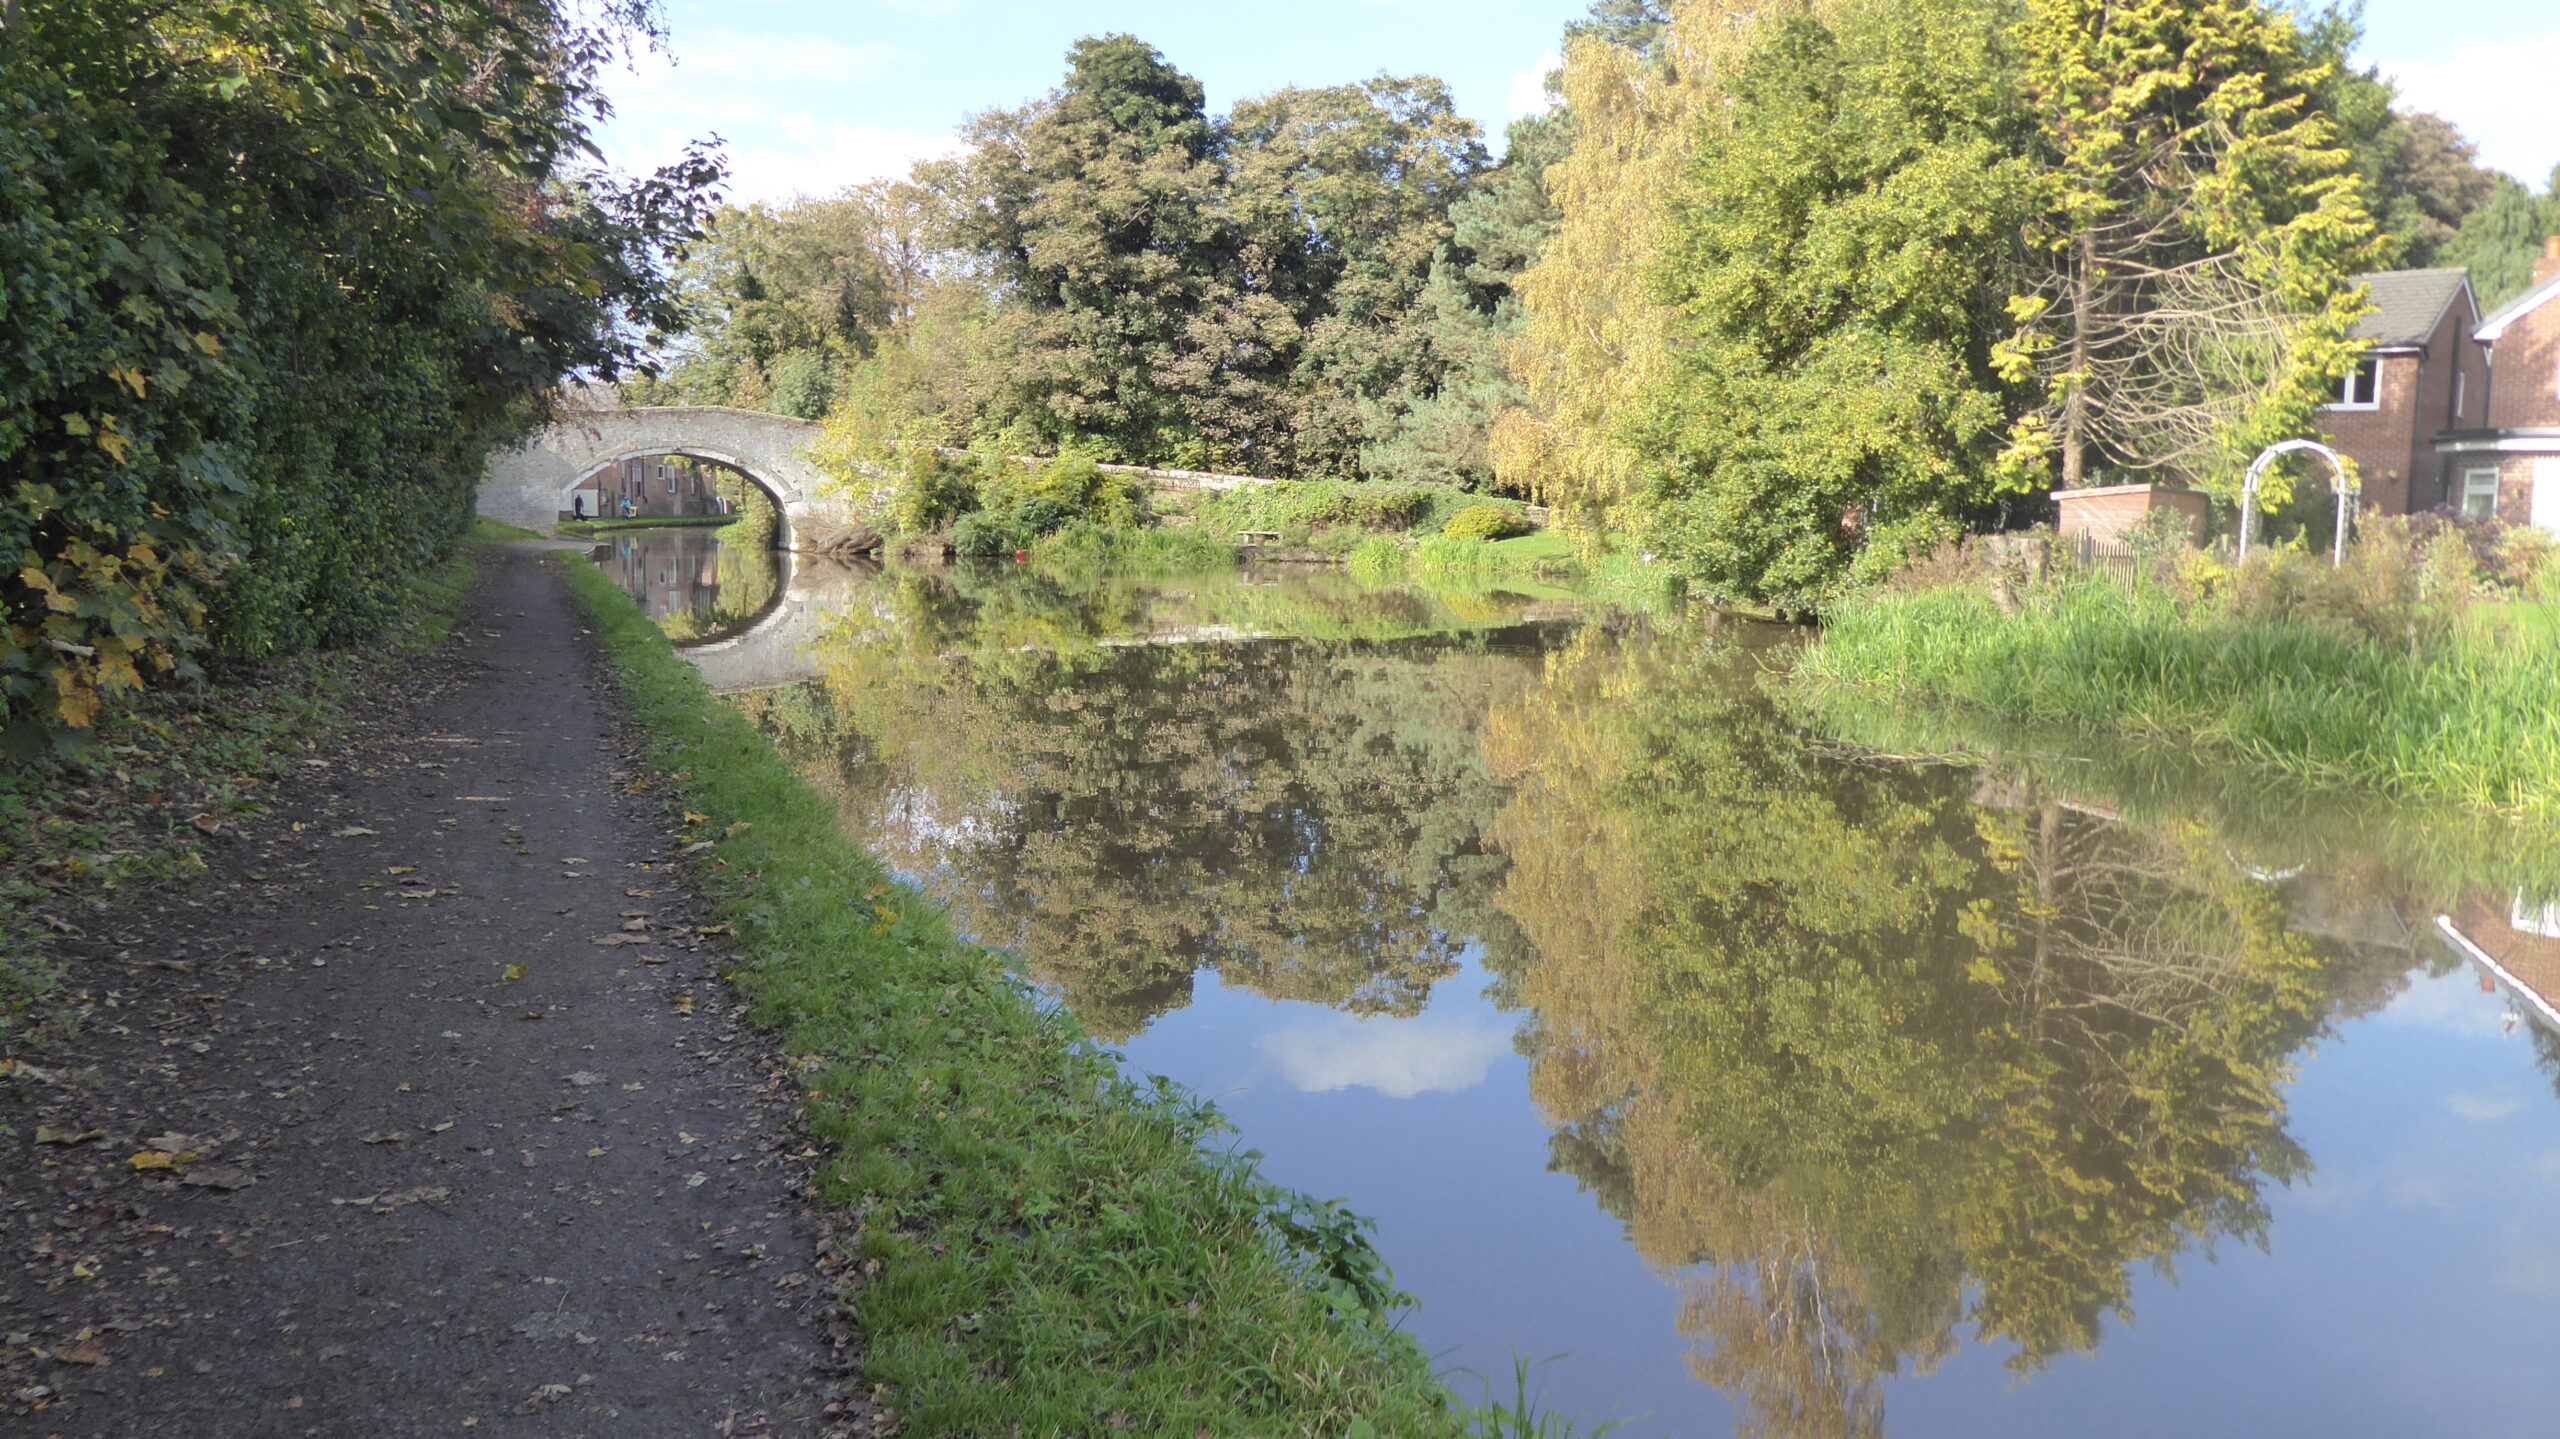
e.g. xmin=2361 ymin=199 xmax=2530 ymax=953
xmin=1490 ymin=0 xmax=1840 ymax=547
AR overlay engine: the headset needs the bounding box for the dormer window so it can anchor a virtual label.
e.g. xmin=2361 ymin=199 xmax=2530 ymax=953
xmin=2331 ymin=358 xmax=2380 ymax=410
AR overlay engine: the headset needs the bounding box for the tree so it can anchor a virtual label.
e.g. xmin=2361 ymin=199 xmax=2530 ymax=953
xmin=1492 ymin=0 xmax=1833 ymax=543
xmin=1226 ymin=76 xmax=1489 ymax=476
xmin=1633 ymin=0 xmax=2038 ymax=611
xmin=1358 ymin=113 xmax=1569 ymax=489
xmin=922 ymin=35 xmax=1299 ymax=470
xmin=2002 ymin=0 xmax=2381 ymax=494
xmin=2442 ymin=169 xmax=2560 ymax=310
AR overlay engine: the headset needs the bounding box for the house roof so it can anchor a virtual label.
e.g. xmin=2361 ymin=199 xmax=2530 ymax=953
xmin=2350 ymin=268 xmax=2473 ymax=347
xmin=2477 ymin=272 xmax=2560 ymax=343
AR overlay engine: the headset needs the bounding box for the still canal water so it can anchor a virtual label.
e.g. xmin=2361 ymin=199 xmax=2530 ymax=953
xmin=598 ymin=529 xmax=2560 ymax=1438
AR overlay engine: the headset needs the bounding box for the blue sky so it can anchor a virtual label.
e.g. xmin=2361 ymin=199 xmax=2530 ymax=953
xmin=596 ymin=0 xmax=2560 ymax=203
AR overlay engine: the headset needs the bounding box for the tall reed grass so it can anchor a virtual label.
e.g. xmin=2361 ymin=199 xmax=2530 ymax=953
xmin=1798 ymin=566 xmax=2560 ymax=817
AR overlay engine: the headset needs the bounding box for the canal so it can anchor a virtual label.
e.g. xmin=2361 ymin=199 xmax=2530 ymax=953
xmin=595 ymin=528 xmax=2560 ymax=1438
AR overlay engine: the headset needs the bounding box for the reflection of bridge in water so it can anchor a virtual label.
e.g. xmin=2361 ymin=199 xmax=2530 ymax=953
xmin=674 ymin=547 xmax=882 ymax=694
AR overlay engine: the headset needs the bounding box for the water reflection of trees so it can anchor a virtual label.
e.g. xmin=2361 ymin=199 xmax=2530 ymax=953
xmin=743 ymin=568 xmax=1553 ymax=1039
xmin=1483 ymin=622 xmax=2398 ymax=1438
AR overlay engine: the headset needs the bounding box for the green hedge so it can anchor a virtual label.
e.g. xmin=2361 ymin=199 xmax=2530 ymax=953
xmin=0 ymin=1 xmax=708 ymax=747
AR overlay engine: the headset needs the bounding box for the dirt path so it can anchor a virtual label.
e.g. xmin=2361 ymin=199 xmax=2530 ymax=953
xmin=1 ymin=547 xmax=853 ymax=1437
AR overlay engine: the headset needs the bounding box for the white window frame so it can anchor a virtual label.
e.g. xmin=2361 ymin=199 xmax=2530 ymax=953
xmin=2461 ymin=467 xmax=2501 ymax=519
xmin=2330 ymin=357 xmax=2381 ymax=410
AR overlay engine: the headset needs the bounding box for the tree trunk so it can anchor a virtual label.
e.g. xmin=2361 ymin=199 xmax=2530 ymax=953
xmin=2061 ymin=228 xmax=2096 ymax=485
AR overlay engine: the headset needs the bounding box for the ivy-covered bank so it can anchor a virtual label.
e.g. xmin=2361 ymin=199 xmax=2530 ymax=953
xmin=558 ymin=558 xmax=1478 ymax=1437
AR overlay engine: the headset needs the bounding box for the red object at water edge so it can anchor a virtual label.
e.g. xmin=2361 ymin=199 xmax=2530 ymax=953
xmin=1014 ymin=550 xmax=1027 ymax=563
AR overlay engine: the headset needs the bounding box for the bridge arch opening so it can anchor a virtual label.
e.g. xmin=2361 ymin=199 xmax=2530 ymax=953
xmin=561 ymin=448 xmax=793 ymax=550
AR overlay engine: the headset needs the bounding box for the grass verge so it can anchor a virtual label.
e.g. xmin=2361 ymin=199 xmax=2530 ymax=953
xmin=0 ymin=533 xmax=481 ymax=1039
xmin=1797 ymin=575 xmax=2560 ymax=817
xmin=473 ymin=516 xmax=547 ymax=542
xmin=558 ymin=555 xmax=1473 ymax=1438
xmin=558 ymin=514 xmax=733 ymax=537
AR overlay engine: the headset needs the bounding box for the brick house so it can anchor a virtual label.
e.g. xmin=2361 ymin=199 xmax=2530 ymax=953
xmin=2317 ymin=268 xmax=2488 ymax=516
xmin=2437 ymin=238 xmax=2560 ymax=532
xmin=566 ymin=455 xmax=733 ymax=521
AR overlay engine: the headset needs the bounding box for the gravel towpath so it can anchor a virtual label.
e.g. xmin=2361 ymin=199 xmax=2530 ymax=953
xmin=0 ymin=546 xmax=854 ymax=1438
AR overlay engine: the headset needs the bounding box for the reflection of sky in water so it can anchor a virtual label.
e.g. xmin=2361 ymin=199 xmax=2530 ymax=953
xmin=1119 ymin=956 xmax=2560 ymax=1438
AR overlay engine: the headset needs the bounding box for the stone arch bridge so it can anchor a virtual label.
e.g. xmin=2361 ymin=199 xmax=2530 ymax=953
xmin=479 ymin=402 xmax=1285 ymax=547
xmin=477 ymin=405 xmax=854 ymax=544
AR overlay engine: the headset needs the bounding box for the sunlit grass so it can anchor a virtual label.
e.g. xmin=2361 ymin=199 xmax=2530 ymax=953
xmin=1799 ymin=574 xmax=2560 ymax=817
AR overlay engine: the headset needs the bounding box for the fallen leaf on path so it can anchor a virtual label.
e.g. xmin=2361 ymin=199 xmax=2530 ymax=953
xmin=128 ymin=1151 xmax=183 ymax=1170
xmin=387 ymin=866 xmax=417 ymax=875
xmin=396 ymin=889 xmax=442 ymax=900
xmin=181 ymin=1166 xmax=255 ymax=1191
xmin=634 ymin=954 xmax=670 ymax=965
xmin=620 ymin=919 xmax=647 ymax=932
xmin=332 ymin=1186 xmax=450 ymax=1213
xmin=358 ymin=1131 xmax=406 ymax=1144
xmin=589 ymin=935 xmax=647 ymax=947
xmin=500 ymin=965 xmax=528 ymax=982
xmin=625 ymin=889 xmax=655 ymax=898
xmin=332 ymin=826 xmax=378 ymax=838
xmin=681 ymin=841 xmax=715 ymax=854
xmin=564 ymin=1071 xmax=604 ymax=1087
xmin=190 ymin=814 xmax=220 ymax=835
xmin=50 ymin=1337 xmax=105 ymax=1366
xmin=671 ymin=994 xmax=696 ymax=1015
xmin=33 ymin=1127 xmax=103 ymax=1146
xmin=430 ymin=1120 xmax=456 ymax=1133
xmin=696 ymin=925 xmax=731 ymax=936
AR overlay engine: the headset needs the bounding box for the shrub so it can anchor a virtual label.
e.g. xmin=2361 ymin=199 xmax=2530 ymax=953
xmin=1440 ymin=504 xmax=1530 ymax=542
xmin=0 ymin=4 xmax=705 ymax=747
xmin=890 ymin=448 xmax=986 ymax=535
xmin=948 ymin=511 xmax=1029 ymax=557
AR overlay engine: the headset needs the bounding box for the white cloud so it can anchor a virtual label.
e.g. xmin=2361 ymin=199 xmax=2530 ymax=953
xmin=2445 ymin=1088 xmax=2524 ymax=1124
xmin=2380 ymin=33 xmax=2560 ymax=185
xmin=717 ymin=124 xmax=966 ymax=204
xmin=595 ymin=29 xmax=961 ymax=204
xmin=1260 ymin=1017 xmax=1511 ymax=1099
xmin=1506 ymin=51 xmax=1562 ymax=119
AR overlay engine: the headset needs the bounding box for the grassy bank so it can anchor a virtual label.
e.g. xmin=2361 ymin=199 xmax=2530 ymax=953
xmin=557 ymin=557 xmax=1475 ymax=1437
xmin=558 ymin=514 xmax=734 ymax=537
xmin=1797 ymin=568 xmax=2560 ymax=817
xmin=0 ymin=526 xmax=487 ymax=1037
xmin=1030 ymin=520 xmax=1241 ymax=572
